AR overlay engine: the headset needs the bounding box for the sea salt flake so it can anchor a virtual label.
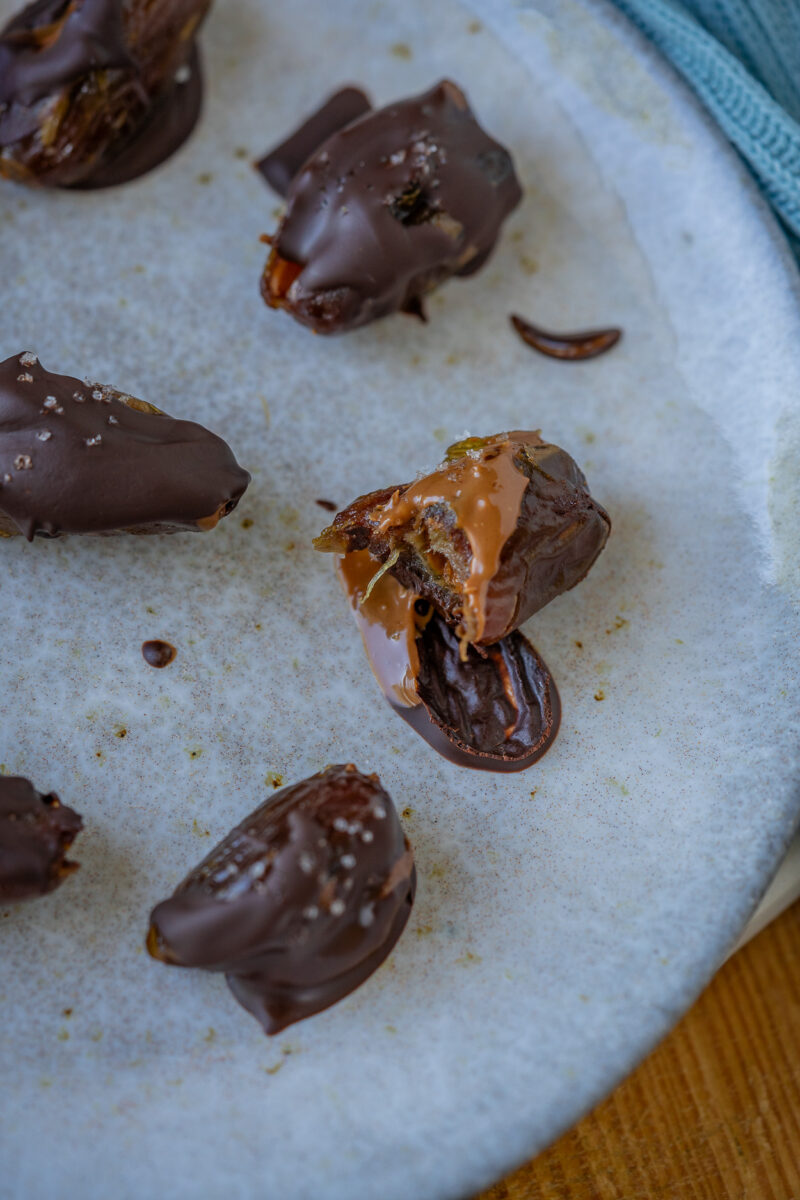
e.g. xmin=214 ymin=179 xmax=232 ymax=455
xmin=85 ymin=435 xmax=102 ymax=447
xmin=36 ymin=431 xmax=52 ymax=442
xmin=18 ymin=352 xmax=37 ymax=367
xmin=14 ymin=454 xmax=32 ymax=470
xmin=329 ymin=898 xmax=346 ymax=917
xmin=73 ymin=392 xmax=85 ymax=403
xmin=373 ymin=804 xmax=387 ymax=820
xmin=108 ymin=415 xmax=119 ymax=425
xmin=43 ymin=396 xmax=58 ymax=410
xmin=340 ymin=853 xmax=356 ymax=869
xmin=298 ymin=851 xmax=315 ymax=875
xmin=302 ymin=905 xmax=319 ymax=921
xmin=175 ymin=64 xmax=191 ymax=84
xmin=17 ymin=373 xmax=33 ymax=383
xmin=361 ymin=830 xmax=374 ymax=844
xmin=358 ymin=905 xmax=375 ymax=927
xmin=333 ymin=817 xmax=349 ymax=832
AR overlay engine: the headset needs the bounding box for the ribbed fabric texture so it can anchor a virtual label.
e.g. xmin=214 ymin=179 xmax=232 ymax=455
xmin=613 ymin=0 xmax=800 ymax=258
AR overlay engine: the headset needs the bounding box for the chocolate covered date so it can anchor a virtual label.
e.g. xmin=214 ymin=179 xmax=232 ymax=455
xmin=335 ymin=549 xmax=560 ymax=771
xmin=316 ymin=431 xmax=610 ymax=646
xmin=147 ymin=765 xmax=416 ymax=1034
xmin=261 ymin=80 xmax=522 ymax=334
xmin=0 ymin=0 xmax=211 ymax=189
xmin=0 ymin=352 xmax=250 ymax=538
xmin=0 ymin=775 xmax=83 ymax=901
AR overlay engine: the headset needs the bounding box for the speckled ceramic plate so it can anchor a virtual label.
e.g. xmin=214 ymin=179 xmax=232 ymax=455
xmin=2 ymin=2 xmax=799 ymax=1198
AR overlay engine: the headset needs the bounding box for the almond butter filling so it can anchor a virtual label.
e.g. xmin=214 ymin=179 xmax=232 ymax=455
xmin=375 ymin=431 xmax=542 ymax=644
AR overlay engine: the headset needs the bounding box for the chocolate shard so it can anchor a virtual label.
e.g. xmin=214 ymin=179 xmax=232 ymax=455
xmin=0 ymin=0 xmax=211 ymax=189
xmin=261 ymin=79 xmax=522 ymax=334
xmin=0 ymin=775 xmax=83 ymax=902
xmin=147 ymin=765 xmax=416 ymax=1035
xmin=316 ymin=431 xmax=610 ymax=646
xmin=510 ymin=314 xmax=622 ymax=361
xmin=0 ymin=352 xmax=250 ymax=539
xmin=334 ymin=548 xmax=560 ymax=771
xmin=256 ymin=86 xmax=372 ymax=198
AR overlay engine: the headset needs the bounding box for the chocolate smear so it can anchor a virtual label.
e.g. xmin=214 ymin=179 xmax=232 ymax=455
xmin=510 ymin=314 xmax=622 ymax=361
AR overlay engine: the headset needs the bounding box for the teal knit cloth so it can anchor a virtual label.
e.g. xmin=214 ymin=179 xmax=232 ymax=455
xmin=612 ymin=0 xmax=800 ymax=258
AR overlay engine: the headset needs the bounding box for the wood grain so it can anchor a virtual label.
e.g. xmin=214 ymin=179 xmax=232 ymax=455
xmin=479 ymin=900 xmax=800 ymax=1200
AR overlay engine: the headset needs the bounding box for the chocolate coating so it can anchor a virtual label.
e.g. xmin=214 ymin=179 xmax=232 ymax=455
xmin=0 ymin=352 xmax=250 ymax=539
xmin=256 ymin=86 xmax=371 ymax=198
xmin=261 ymin=80 xmax=522 ymax=333
xmin=0 ymin=775 xmax=83 ymax=902
xmin=0 ymin=0 xmax=211 ymax=188
xmin=510 ymin=314 xmax=622 ymax=361
xmin=316 ymin=431 xmax=610 ymax=645
xmin=71 ymin=42 xmax=203 ymax=189
xmin=147 ymin=765 xmax=416 ymax=1034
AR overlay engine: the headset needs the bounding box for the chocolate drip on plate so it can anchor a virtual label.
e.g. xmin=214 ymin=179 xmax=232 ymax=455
xmin=142 ymin=640 xmax=177 ymax=668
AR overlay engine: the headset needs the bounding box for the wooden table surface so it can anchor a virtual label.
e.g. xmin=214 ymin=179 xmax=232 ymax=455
xmin=479 ymin=900 xmax=800 ymax=1199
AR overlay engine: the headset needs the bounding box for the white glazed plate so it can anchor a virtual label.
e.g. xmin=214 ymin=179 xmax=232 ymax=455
xmin=2 ymin=2 xmax=800 ymax=1198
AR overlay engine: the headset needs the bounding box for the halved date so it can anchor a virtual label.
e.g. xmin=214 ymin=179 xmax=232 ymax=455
xmin=403 ymin=608 xmax=560 ymax=771
xmin=335 ymin=548 xmax=560 ymax=771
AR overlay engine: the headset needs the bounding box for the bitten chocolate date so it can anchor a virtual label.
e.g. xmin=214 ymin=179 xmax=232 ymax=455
xmin=256 ymin=85 xmax=372 ymax=198
xmin=261 ymin=80 xmax=522 ymax=334
xmin=0 ymin=352 xmax=250 ymax=538
xmin=0 ymin=775 xmax=83 ymax=901
xmin=147 ymin=765 xmax=415 ymax=1034
xmin=0 ymin=0 xmax=210 ymax=189
xmin=316 ymin=431 xmax=610 ymax=646
xmin=334 ymin=548 xmax=560 ymax=771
